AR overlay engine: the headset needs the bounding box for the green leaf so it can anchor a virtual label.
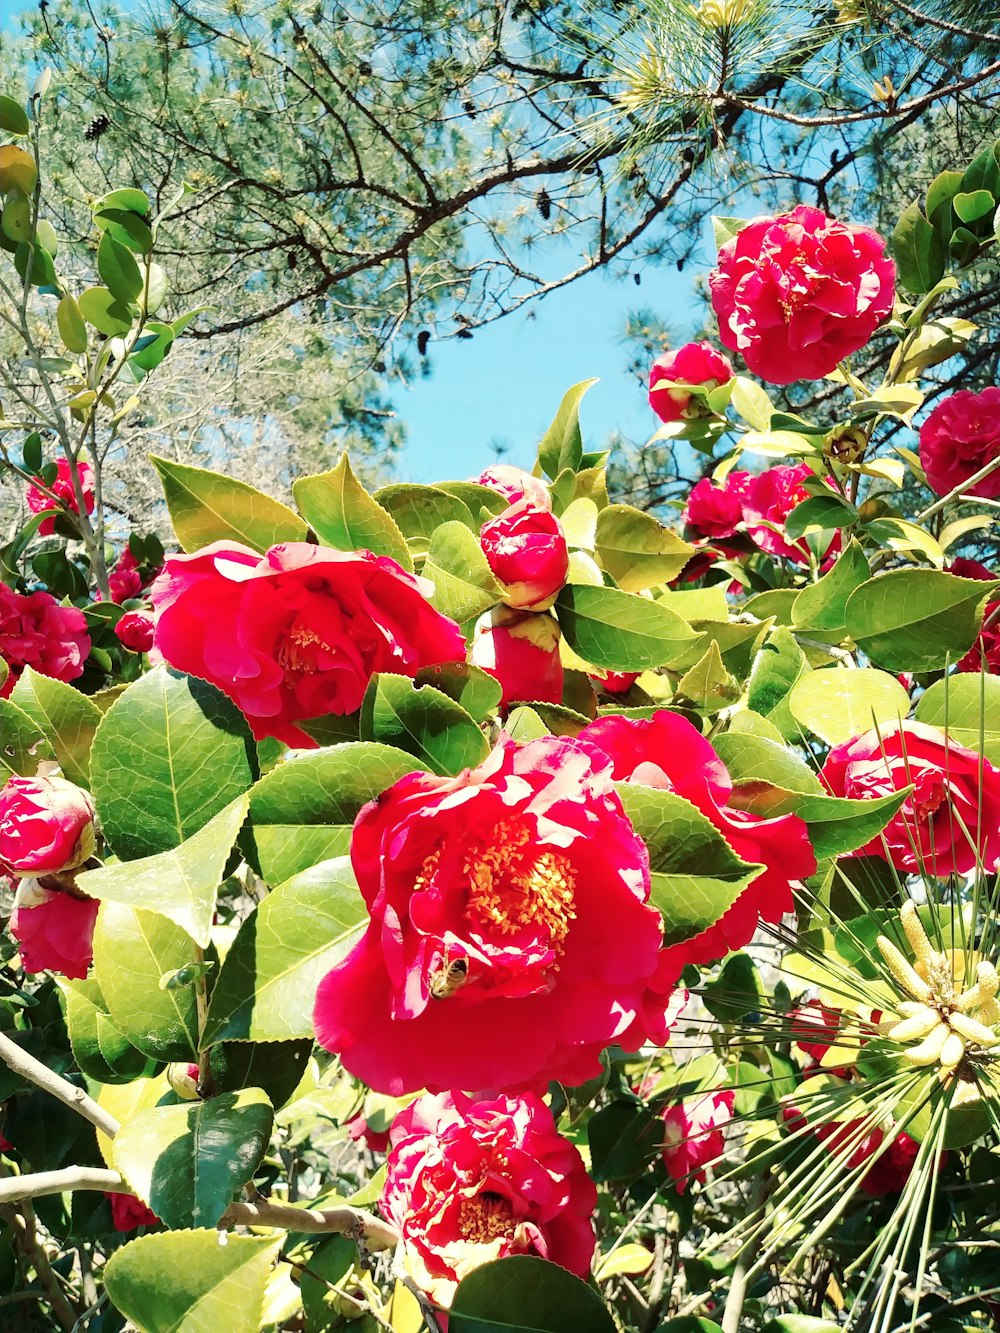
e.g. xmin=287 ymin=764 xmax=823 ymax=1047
xmin=97 ymin=231 xmax=144 ymax=303
xmin=77 ymin=796 xmax=249 ymax=948
xmin=414 ymin=662 xmax=502 ymax=722
xmin=915 ymin=671 xmax=1000 ymax=765
xmin=213 ymin=1039 xmax=312 ymax=1111
xmin=674 ymin=640 xmax=740 ymax=714
xmin=0 ymin=696 xmax=54 ymax=779
xmin=90 ymin=667 xmax=257 ymax=861
xmin=711 ymin=215 xmax=750 ymax=251
xmin=11 ymin=666 xmax=102 ymax=787
xmin=713 ymin=732 xmax=822 ymax=808
xmin=537 ymin=379 xmax=597 ymax=480
xmin=594 ymin=504 xmax=694 ymax=591
xmin=556 ymin=585 xmax=702 ymax=671
xmin=925 ymin=169 xmax=963 ymax=219
xmin=114 ymin=1089 xmax=273 ymax=1229
xmin=0 ymin=144 xmax=37 ymax=195
xmin=77 ymin=285 xmax=133 ymax=337
xmin=730 ymin=376 xmax=773 ymax=430
xmin=953 ymin=189 xmax=995 ymax=225
xmin=505 ymin=705 xmax=549 ymax=741
xmin=150 ymin=454 xmax=307 ymax=554
xmin=104 ymin=1230 xmax=283 ymax=1333
xmin=702 ymin=951 xmax=763 ymax=1023
xmin=787 ymin=668 xmax=910 ymax=746
xmin=59 ymin=977 xmax=160 ymax=1084
xmin=56 ymin=294 xmax=88 ymax=354
xmin=892 ymin=200 xmax=946 ymax=294
xmin=450 ymin=1256 xmax=616 ymax=1333
xmin=0 ymin=96 xmax=29 ymax=136
xmin=745 ymin=627 xmax=807 ymax=741
xmin=93 ymin=206 xmax=153 ymax=253
xmin=845 ymin=570 xmax=999 ymax=671
xmin=373 ymin=483 xmax=475 ymax=551
xmin=246 ymin=741 xmax=420 ymax=883
xmin=794 ymin=789 xmax=911 ymax=860
xmin=360 ymin=673 xmax=489 ymax=777
xmin=783 ymin=494 xmax=857 ymax=541
xmin=97 ymin=187 xmax=151 ymax=216
xmin=292 ymin=454 xmax=412 ymax=569
xmin=762 ymin=1320 xmax=840 ymax=1333
xmin=618 ymin=784 xmax=763 ymax=947
xmin=791 ymin=538 xmax=869 ymax=633
xmin=204 ymin=858 xmax=367 ymax=1044
xmin=423 ymin=519 xmax=502 ymax=622
xmin=93 ymin=903 xmax=199 ymax=1062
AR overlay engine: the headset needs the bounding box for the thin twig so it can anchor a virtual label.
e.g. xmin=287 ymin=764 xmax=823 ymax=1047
xmin=0 ymin=1167 xmax=129 ymax=1206
xmin=0 ymin=1030 xmax=120 ymax=1140
xmin=219 ymin=1198 xmax=400 ymax=1251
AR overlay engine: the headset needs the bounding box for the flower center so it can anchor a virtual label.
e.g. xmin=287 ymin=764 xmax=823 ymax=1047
xmin=457 ymin=1192 xmax=516 ymax=1244
xmin=277 ymin=625 xmax=332 ymax=675
xmin=463 ymin=816 xmax=576 ymax=947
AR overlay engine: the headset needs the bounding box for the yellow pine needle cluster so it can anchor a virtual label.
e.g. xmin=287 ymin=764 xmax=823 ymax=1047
xmin=877 ymin=901 xmax=1000 ymax=1085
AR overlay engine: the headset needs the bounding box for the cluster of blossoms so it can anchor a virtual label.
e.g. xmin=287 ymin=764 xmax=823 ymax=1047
xmin=0 ymin=583 xmax=90 ymax=697
xmin=25 ymin=457 xmax=95 ymax=536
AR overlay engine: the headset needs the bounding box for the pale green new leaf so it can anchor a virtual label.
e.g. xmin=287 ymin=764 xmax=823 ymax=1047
xmin=292 ymin=453 xmax=412 ymax=569
xmin=11 ymin=666 xmax=102 ymax=787
xmin=150 ymin=454 xmax=307 ymax=553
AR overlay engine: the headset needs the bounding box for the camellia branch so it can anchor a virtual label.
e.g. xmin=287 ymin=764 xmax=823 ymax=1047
xmin=0 ymin=1030 xmax=120 ymax=1140
xmin=0 ymin=1167 xmax=129 ymax=1206
xmin=219 ymin=1198 xmax=400 ymax=1251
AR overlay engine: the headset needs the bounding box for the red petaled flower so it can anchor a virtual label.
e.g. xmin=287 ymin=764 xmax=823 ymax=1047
xmin=820 ymin=721 xmax=1000 ymax=875
xmin=919 ymin=388 xmax=1000 ymax=501
xmin=648 ymin=341 xmax=734 ymax=424
xmin=479 ymin=500 xmax=569 ymax=610
xmin=683 ymin=472 xmax=752 ymax=543
xmin=0 ymin=775 xmax=96 ymax=876
xmin=470 ymin=609 xmax=563 ymax=707
xmin=8 ymin=882 xmax=100 ymax=980
xmin=709 ymin=205 xmax=894 ymax=384
xmin=576 ymin=711 xmax=816 ymax=976
xmin=114 ymin=609 xmax=156 ymax=654
xmin=782 ymin=1107 xmax=927 ymax=1199
xmin=380 ymin=1091 xmax=596 ymax=1307
xmin=741 ymin=463 xmax=838 ymax=565
xmin=0 ymin=585 xmax=90 ymax=698
xmin=476 ymin=465 xmax=552 ymax=511
xmin=26 ymin=458 xmax=95 ymax=536
xmin=956 ymin=599 xmax=1000 ymax=674
xmin=107 ymin=1192 xmax=159 ymax=1232
xmin=661 ymin=1090 xmax=735 ymax=1193
xmin=314 ymin=734 xmax=679 ymax=1094
xmin=150 ymin=541 xmax=466 ymax=746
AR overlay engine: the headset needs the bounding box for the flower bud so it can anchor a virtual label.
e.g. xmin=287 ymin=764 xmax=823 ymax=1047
xmin=114 ymin=609 xmax=156 ymax=653
xmin=167 ymin=1063 xmax=202 ymax=1101
xmin=0 ymin=775 xmax=96 ymax=876
xmin=475 ymin=464 xmax=551 ymax=510
xmin=8 ymin=879 xmax=99 ymax=979
xmin=479 ymin=499 xmax=569 ymax=611
xmin=823 ymin=424 xmax=867 ymax=465
xmin=649 ymin=342 xmax=734 ymax=424
xmin=470 ymin=607 xmax=563 ymax=707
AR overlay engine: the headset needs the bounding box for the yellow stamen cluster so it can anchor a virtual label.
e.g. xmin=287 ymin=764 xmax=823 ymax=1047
xmin=877 ymin=901 xmax=1000 ymax=1078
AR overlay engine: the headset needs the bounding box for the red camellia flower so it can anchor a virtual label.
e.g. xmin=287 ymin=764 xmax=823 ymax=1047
xmin=577 ymin=711 xmax=816 ymax=973
xmin=789 ymin=1001 xmax=844 ymax=1063
xmin=314 ymin=734 xmax=678 ymax=1094
xmin=593 ymin=669 xmax=640 ymax=695
xmin=648 ymin=341 xmax=735 ymax=424
xmin=107 ymin=1192 xmax=159 ymax=1232
xmin=741 ymin=463 xmax=837 ymax=565
xmin=380 ymin=1090 xmax=596 ymax=1306
xmin=0 ymin=775 xmax=96 ymax=875
xmin=114 ymin=609 xmax=156 ymax=654
xmin=682 ymin=472 xmax=751 ymax=542
xmin=709 ymin=205 xmax=894 ymax=384
xmin=151 ymin=541 xmax=465 ymax=745
xmin=956 ymin=600 xmax=1000 ymax=674
xmin=820 ymin=721 xmax=1000 ymax=875
xmin=479 ymin=499 xmax=569 ymax=610
xmin=783 ymin=1108 xmax=924 ymax=1199
xmin=25 ymin=458 xmax=96 ymax=536
xmin=476 ymin=464 xmax=552 ymax=511
xmin=346 ymin=1111 xmax=392 ymax=1155
xmin=0 ymin=585 xmax=90 ymax=698
xmin=919 ymin=388 xmax=1000 ymax=501
xmin=470 ymin=608 xmax=563 ymax=707
xmin=661 ymin=1090 xmax=735 ymax=1193
xmin=8 ymin=882 xmax=99 ymax=980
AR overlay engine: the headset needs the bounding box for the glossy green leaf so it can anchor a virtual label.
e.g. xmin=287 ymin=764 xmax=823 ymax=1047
xmin=953 ymin=189 xmax=995 ymax=225
xmin=763 ymin=1320 xmax=840 ymax=1333
xmin=246 ymin=741 xmax=420 ymax=882
xmin=618 ymin=784 xmax=763 ymax=947
xmin=77 ymin=796 xmax=249 ymax=947
xmin=414 ymin=662 xmax=502 ymax=722
xmin=915 ymin=671 xmax=1000 ymax=764
xmin=745 ymin=627 xmax=807 ymax=741
xmin=93 ymin=902 xmax=199 ymax=1062
xmin=150 ymin=454 xmax=307 ymax=554
xmin=360 ymin=673 xmax=489 ymax=776
xmin=104 ymin=1231 xmax=283 ymax=1333
xmin=595 ymin=504 xmax=694 ymax=591
xmin=93 ymin=206 xmax=153 ymax=253
xmin=892 ymin=200 xmax=946 ymax=294
xmin=204 ymin=858 xmax=367 ymax=1044
xmin=791 ymin=538 xmax=869 ymax=633
xmin=114 ymin=1089 xmax=273 ymax=1229
xmin=292 ymin=453 xmax=411 ymax=569
xmin=556 ymin=584 xmax=702 ymax=671
xmin=787 ymin=668 xmax=910 ymax=746
xmin=97 ymin=231 xmax=144 ymax=303
xmin=56 ymin=294 xmax=88 ymax=354
xmin=794 ymin=788 xmax=911 ymax=859
xmin=0 ymin=96 xmax=29 ymax=136
xmin=423 ymin=520 xmax=502 ymax=622
xmin=59 ymin=977 xmax=160 ymax=1085
xmin=213 ymin=1039 xmax=312 ymax=1111
xmin=845 ymin=570 xmax=999 ymax=671
xmin=450 ymin=1255 xmax=616 ymax=1333
xmin=537 ymin=378 xmax=597 ymax=479
xmin=674 ymin=640 xmax=740 ymax=714
xmin=78 ymin=285 xmax=133 ymax=336
xmin=373 ymin=483 xmax=475 ymax=551
xmin=783 ymin=494 xmax=857 ymax=541
xmin=11 ymin=666 xmax=102 ymax=787
xmin=0 ymin=696 xmax=53 ymax=779
xmin=91 ymin=667 xmax=256 ymax=861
